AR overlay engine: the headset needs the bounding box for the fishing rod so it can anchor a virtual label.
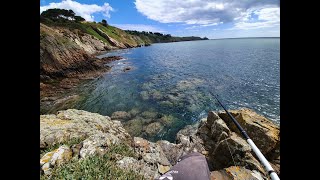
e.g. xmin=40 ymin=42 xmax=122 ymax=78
xmin=213 ymin=95 xmax=280 ymax=180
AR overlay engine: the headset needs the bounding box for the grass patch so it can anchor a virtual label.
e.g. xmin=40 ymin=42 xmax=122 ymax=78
xmin=40 ymin=18 xmax=148 ymax=47
xmin=41 ymin=143 xmax=144 ymax=180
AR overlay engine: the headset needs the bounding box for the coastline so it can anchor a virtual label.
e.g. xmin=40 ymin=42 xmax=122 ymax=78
xmin=40 ymin=31 xmax=209 ymax=114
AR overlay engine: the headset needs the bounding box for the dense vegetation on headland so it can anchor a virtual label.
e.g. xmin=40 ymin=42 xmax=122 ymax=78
xmin=125 ymin=30 xmax=208 ymax=43
xmin=40 ymin=8 xmax=208 ymax=46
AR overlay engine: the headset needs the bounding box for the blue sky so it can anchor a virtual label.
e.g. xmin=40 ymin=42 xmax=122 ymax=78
xmin=40 ymin=0 xmax=280 ymax=39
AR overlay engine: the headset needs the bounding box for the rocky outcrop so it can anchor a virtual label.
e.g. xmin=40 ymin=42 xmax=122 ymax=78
xmin=40 ymin=22 xmax=148 ymax=114
xmin=40 ymin=109 xmax=131 ymax=149
xmin=40 ymin=23 xmax=107 ymax=79
xmin=40 ymin=23 xmax=144 ymax=80
xmin=218 ymin=109 xmax=280 ymax=159
xmin=92 ymin=26 xmax=128 ymax=48
xmin=40 ymin=109 xmax=171 ymax=179
xmin=40 ymin=145 xmax=73 ymax=175
xmin=154 ymin=108 xmax=280 ymax=178
xmin=40 ymin=108 xmax=280 ymax=179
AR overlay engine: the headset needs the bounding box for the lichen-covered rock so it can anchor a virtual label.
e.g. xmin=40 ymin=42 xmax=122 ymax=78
xmin=40 ymin=109 xmax=131 ymax=148
xmin=157 ymin=140 xmax=184 ymax=165
xmin=49 ymin=145 xmax=73 ymax=166
xmin=210 ymin=166 xmax=265 ymax=180
xmin=40 ymin=145 xmax=73 ymax=175
xmin=80 ymin=132 xmax=120 ymax=158
xmin=218 ymin=108 xmax=280 ymax=155
xmin=134 ymin=137 xmax=171 ymax=166
xmin=116 ymin=156 xmax=160 ymax=179
xmin=41 ymin=162 xmax=51 ymax=175
xmin=40 ymin=150 xmax=57 ymax=166
xmin=116 ymin=156 xmax=139 ymax=169
xmin=158 ymin=164 xmax=170 ymax=174
xmin=175 ymin=124 xmax=207 ymax=155
xmin=210 ymin=132 xmax=265 ymax=172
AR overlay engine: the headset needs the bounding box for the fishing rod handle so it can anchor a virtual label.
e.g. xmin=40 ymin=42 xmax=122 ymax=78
xmin=247 ymin=139 xmax=280 ymax=180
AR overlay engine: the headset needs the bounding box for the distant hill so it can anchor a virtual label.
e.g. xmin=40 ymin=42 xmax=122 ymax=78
xmin=125 ymin=30 xmax=208 ymax=43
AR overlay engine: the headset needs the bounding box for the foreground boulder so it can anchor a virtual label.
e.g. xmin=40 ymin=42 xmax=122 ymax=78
xmin=218 ymin=109 xmax=280 ymax=159
xmin=40 ymin=109 xmax=131 ymax=149
xmin=40 ymin=109 xmax=171 ymax=179
xmin=40 ymin=145 xmax=73 ymax=175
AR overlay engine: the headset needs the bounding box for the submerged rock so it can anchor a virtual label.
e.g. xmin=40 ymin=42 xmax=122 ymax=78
xmin=123 ymin=118 xmax=144 ymax=137
xmin=140 ymin=91 xmax=149 ymax=100
xmin=141 ymin=111 xmax=158 ymax=119
xmin=144 ymin=122 xmax=164 ymax=137
xmin=111 ymin=111 xmax=131 ymax=121
xmin=160 ymin=114 xmax=175 ymax=126
xmin=175 ymin=78 xmax=204 ymax=91
xmin=128 ymin=108 xmax=141 ymax=117
xmin=100 ymin=56 xmax=123 ymax=62
xmin=123 ymin=67 xmax=132 ymax=72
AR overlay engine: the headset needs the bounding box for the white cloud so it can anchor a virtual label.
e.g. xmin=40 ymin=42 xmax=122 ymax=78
xmin=233 ymin=7 xmax=280 ymax=30
xmin=201 ymin=22 xmax=222 ymax=27
xmin=40 ymin=0 xmax=114 ymax=22
xmin=185 ymin=22 xmax=221 ymax=30
xmin=111 ymin=24 xmax=165 ymax=33
xmin=135 ymin=0 xmax=279 ymax=25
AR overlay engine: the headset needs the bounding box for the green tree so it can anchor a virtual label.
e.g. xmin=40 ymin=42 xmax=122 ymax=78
xmin=40 ymin=8 xmax=84 ymax=23
xmin=101 ymin=19 xmax=108 ymax=27
xmin=74 ymin=16 xmax=85 ymax=22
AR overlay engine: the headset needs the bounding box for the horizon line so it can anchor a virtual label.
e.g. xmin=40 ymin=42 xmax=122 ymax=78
xmin=209 ymin=37 xmax=280 ymax=40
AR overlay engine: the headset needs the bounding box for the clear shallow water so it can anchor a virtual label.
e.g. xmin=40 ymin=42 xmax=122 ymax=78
xmin=74 ymin=38 xmax=280 ymax=142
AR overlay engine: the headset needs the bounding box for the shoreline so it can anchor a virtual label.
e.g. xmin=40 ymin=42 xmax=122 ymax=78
xmin=40 ymin=55 xmax=125 ymax=114
xmin=40 ymin=38 xmax=209 ymax=114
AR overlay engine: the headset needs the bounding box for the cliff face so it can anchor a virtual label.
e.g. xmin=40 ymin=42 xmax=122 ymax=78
xmin=40 ymin=23 xmax=146 ymax=80
xmin=40 ymin=108 xmax=280 ymax=179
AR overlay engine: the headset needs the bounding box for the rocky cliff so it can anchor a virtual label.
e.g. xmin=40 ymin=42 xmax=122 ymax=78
xmin=40 ymin=108 xmax=280 ymax=179
xmin=40 ymin=22 xmax=150 ymax=113
xmin=40 ymin=22 xmax=146 ymax=80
